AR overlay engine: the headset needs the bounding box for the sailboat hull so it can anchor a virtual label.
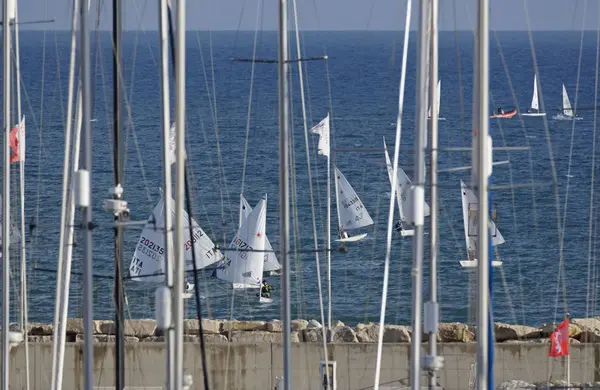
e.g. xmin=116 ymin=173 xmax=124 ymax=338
xmin=490 ymin=109 xmax=517 ymax=119
xmin=521 ymin=112 xmax=546 ymax=117
xmin=460 ymin=259 xmax=503 ymax=268
xmin=259 ymin=296 xmax=273 ymax=303
xmin=335 ymin=233 xmax=368 ymax=242
xmin=400 ymin=229 xmax=414 ymax=237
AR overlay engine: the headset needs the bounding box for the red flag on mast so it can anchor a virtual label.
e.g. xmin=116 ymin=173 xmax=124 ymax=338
xmin=548 ymin=318 xmax=570 ymax=357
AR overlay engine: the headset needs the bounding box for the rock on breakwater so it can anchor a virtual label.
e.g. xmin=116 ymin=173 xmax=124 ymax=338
xmin=9 ymin=317 xmax=600 ymax=344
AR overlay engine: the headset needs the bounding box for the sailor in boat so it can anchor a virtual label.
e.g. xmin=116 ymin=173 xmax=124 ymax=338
xmin=260 ymin=280 xmax=273 ymax=298
xmin=497 ymin=106 xmax=504 ymax=115
xmin=339 ymin=230 xmax=349 ymax=240
xmin=395 ymin=220 xmax=403 ymax=233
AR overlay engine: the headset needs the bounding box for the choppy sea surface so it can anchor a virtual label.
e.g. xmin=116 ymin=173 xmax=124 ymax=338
xmin=5 ymin=30 xmax=600 ymax=327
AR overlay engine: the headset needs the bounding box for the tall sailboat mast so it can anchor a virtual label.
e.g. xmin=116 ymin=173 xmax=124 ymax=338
xmin=112 ymin=0 xmax=126 ymax=385
xmin=474 ymin=0 xmax=491 ymax=388
xmin=173 ymin=0 xmax=186 ymax=385
xmin=410 ymin=0 xmax=430 ymax=388
xmin=278 ymin=0 xmax=292 ymax=387
xmin=426 ymin=0 xmax=441 ymax=387
xmin=158 ymin=0 xmax=175 ymax=386
xmin=80 ymin=0 xmax=94 ymax=381
xmin=1 ymin=0 xmax=12 ymax=386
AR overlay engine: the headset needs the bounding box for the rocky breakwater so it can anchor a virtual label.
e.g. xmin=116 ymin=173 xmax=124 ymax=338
xmin=10 ymin=317 xmax=600 ymax=344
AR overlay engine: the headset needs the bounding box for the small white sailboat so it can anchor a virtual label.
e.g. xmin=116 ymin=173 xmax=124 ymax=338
xmin=239 ymin=194 xmax=281 ymax=275
xmin=522 ymin=74 xmax=546 ymax=117
xmin=427 ymin=79 xmax=445 ymax=120
xmin=128 ymin=194 xmax=223 ymax=289
xmin=216 ymin=194 xmax=271 ymax=303
xmin=553 ymin=84 xmax=582 ymax=120
xmin=333 ymin=167 xmax=374 ymax=242
xmin=459 ymin=180 xmax=505 ymax=268
xmin=383 ymin=138 xmax=430 ymax=236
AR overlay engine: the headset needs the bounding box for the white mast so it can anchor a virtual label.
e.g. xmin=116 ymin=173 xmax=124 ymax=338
xmin=326 ymin=135 xmax=332 ymax=333
xmin=373 ymin=0 xmax=412 ymax=387
xmin=173 ymin=0 xmax=186 ymax=386
xmin=158 ymin=0 xmax=174 ymax=386
xmin=425 ymin=0 xmax=442 ymax=387
xmin=1 ymin=0 xmax=12 ymax=386
xmin=475 ymin=0 xmax=491 ymax=387
xmin=49 ymin=0 xmax=80 ymax=384
xmin=410 ymin=0 xmax=430 ymax=388
xmin=278 ymin=0 xmax=292 ymax=387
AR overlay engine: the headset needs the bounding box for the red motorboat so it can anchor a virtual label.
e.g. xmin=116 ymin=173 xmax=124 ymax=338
xmin=490 ymin=108 xmax=517 ymax=119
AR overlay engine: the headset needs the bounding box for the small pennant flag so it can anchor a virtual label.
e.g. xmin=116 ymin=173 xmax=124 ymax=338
xmin=310 ymin=114 xmax=330 ymax=158
xmin=9 ymin=116 xmax=25 ymax=163
xmin=168 ymin=122 xmax=187 ymax=165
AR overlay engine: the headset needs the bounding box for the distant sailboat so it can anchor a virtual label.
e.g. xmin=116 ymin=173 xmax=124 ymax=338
xmin=459 ymin=180 xmax=504 ymax=268
xmin=216 ymin=194 xmax=271 ymax=303
xmin=427 ymin=79 xmax=445 ymax=120
xmin=239 ymin=194 xmax=281 ymax=275
xmin=522 ymin=74 xmax=546 ymax=117
xmin=382 ymin=137 xmax=430 ymax=236
xmin=128 ymin=194 xmax=223 ymax=295
xmin=553 ymin=84 xmax=582 ymax=120
xmin=334 ymin=167 xmax=374 ymax=242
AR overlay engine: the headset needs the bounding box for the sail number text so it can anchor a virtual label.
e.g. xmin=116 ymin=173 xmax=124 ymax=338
xmin=232 ymin=236 xmax=253 ymax=260
xmin=184 ymin=229 xmax=205 ymax=251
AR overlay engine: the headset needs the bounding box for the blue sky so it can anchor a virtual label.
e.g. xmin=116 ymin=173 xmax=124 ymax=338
xmin=14 ymin=0 xmax=600 ymax=31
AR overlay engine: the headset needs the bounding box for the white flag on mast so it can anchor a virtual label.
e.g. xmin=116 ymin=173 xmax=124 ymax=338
xmin=310 ymin=114 xmax=330 ymax=158
xmin=168 ymin=122 xmax=187 ymax=165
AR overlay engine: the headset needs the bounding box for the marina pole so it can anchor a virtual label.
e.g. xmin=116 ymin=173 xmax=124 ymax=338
xmin=475 ymin=0 xmax=490 ymax=388
xmin=427 ymin=0 xmax=440 ymax=387
xmin=411 ymin=0 xmax=430 ymax=388
xmin=112 ymin=0 xmax=126 ymax=386
xmin=50 ymin=0 xmax=80 ymax=384
xmin=80 ymin=0 xmax=94 ymax=382
xmin=158 ymin=0 xmax=174 ymax=386
xmin=277 ymin=0 xmax=291 ymax=387
xmin=326 ymin=149 xmax=331 ymax=334
xmin=12 ymin=4 xmax=30 ymax=389
xmin=173 ymin=0 xmax=186 ymax=386
xmin=1 ymin=0 xmax=11 ymax=386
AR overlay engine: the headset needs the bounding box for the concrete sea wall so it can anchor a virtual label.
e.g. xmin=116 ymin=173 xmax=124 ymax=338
xmin=6 ymin=317 xmax=600 ymax=389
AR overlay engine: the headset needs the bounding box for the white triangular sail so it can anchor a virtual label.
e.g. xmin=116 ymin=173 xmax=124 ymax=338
xmin=129 ymin=196 xmax=223 ymax=282
xmin=530 ymin=74 xmax=539 ymax=111
xmin=561 ymin=84 xmax=573 ymax=117
xmin=239 ymin=194 xmax=281 ymax=273
xmin=334 ymin=167 xmax=374 ymax=231
xmin=427 ymin=80 xmax=441 ymax=118
xmin=460 ymin=180 xmax=505 ymax=261
xmin=383 ymin=138 xmax=430 ymax=227
xmin=216 ymin=196 xmax=267 ymax=288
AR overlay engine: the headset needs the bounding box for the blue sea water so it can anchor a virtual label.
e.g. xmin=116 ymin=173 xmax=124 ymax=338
xmin=4 ymin=30 xmax=600 ymax=327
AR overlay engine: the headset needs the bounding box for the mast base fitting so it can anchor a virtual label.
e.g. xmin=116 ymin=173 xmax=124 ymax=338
xmin=421 ymin=355 xmax=444 ymax=371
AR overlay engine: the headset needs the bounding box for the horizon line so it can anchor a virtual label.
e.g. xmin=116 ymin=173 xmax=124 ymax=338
xmin=15 ymin=28 xmax=600 ymax=33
